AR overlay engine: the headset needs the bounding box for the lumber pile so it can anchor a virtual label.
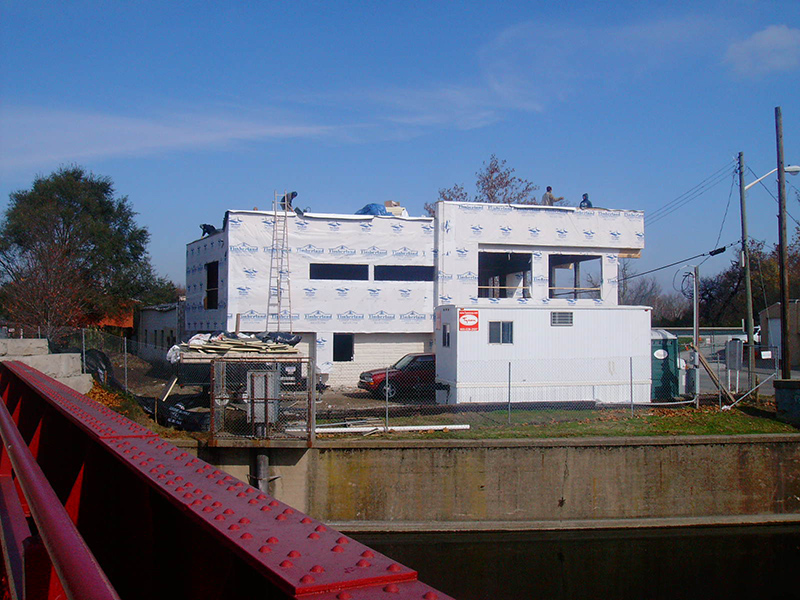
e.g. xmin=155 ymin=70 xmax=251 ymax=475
xmin=179 ymin=338 xmax=299 ymax=357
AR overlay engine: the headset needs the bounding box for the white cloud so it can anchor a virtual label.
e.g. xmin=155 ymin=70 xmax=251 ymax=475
xmin=477 ymin=17 xmax=721 ymax=110
xmin=0 ymin=106 xmax=336 ymax=171
xmin=725 ymin=25 xmax=800 ymax=77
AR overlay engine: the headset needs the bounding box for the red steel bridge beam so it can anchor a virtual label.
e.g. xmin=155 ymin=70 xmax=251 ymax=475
xmin=0 ymin=361 xmax=452 ymax=600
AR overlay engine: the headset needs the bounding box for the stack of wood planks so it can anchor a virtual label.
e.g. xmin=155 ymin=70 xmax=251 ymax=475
xmin=180 ymin=338 xmax=299 ymax=356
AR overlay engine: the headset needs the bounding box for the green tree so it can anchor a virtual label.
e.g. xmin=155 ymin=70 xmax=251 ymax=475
xmin=0 ymin=166 xmax=177 ymax=339
xmin=425 ymin=155 xmax=539 ymax=215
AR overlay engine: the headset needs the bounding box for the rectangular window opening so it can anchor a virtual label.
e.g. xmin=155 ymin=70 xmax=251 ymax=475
xmin=375 ymin=265 xmax=435 ymax=281
xmin=205 ymin=261 xmax=219 ymax=309
xmin=310 ymin=264 xmax=369 ymax=280
xmin=548 ymin=255 xmax=601 ymax=300
xmin=478 ymin=252 xmax=532 ymax=298
xmin=333 ymin=333 xmax=355 ymax=362
xmin=489 ymin=321 xmax=514 ymax=344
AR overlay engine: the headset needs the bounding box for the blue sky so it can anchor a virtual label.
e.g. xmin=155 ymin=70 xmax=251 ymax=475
xmin=2 ymin=1 xmax=800 ymax=292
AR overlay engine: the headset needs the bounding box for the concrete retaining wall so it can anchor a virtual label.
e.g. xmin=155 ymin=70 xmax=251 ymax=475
xmin=193 ymin=436 xmax=800 ymax=529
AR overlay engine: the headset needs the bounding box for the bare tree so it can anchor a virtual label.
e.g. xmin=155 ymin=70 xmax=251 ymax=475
xmin=425 ymin=155 xmax=539 ymax=215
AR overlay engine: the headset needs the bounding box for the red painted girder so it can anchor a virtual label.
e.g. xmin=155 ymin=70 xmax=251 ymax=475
xmin=0 ymin=381 xmax=120 ymax=600
xmin=2 ymin=362 xmax=457 ymax=600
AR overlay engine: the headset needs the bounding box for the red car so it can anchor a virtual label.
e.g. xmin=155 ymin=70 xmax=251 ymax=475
xmin=358 ymin=353 xmax=435 ymax=400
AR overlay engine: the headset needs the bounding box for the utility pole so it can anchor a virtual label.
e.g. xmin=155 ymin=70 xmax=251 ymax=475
xmin=693 ymin=265 xmax=700 ymax=408
xmin=776 ymin=107 xmax=792 ymax=379
xmin=738 ymin=152 xmax=755 ymax=389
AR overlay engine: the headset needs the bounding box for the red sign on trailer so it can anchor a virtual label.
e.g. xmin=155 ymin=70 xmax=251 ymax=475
xmin=458 ymin=309 xmax=479 ymax=331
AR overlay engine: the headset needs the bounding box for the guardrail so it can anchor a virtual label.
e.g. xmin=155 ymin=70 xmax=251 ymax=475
xmin=0 ymin=361 xmax=453 ymax=600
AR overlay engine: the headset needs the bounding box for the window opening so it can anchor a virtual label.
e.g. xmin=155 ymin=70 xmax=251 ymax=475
xmin=310 ymin=264 xmax=369 ymax=280
xmin=333 ymin=333 xmax=355 ymax=361
xmin=548 ymin=255 xmax=601 ymax=299
xmin=478 ymin=252 xmax=532 ymax=298
xmin=205 ymin=261 xmax=219 ymax=309
xmin=374 ymin=265 xmax=435 ymax=281
xmin=489 ymin=321 xmax=514 ymax=344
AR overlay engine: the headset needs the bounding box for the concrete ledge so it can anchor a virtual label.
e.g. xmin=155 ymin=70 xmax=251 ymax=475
xmin=54 ymin=374 xmax=95 ymax=395
xmin=0 ymin=339 xmax=49 ymax=357
xmin=333 ymin=513 xmax=800 ymax=533
xmin=0 ymin=353 xmax=82 ymax=378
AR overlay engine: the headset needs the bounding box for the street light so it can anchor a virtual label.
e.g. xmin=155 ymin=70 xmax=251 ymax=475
xmin=739 ymin=160 xmax=800 ymax=388
xmin=744 ymin=165 xmax=800 ymax=191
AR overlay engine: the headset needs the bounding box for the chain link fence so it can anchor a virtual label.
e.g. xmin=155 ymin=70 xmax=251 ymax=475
xmin=207 ymin=357 xmax=315 ymax=441
xmin=12 ymin=326 xmax=782 ymax=439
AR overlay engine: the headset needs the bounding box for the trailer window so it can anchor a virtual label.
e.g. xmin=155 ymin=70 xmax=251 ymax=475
xmin=489 ymin=321 xmax=513 ymax=344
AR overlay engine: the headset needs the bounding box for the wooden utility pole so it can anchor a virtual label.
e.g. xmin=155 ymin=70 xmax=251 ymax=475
xmin=738 ymin=152 xmax=755 ymax=388
xmin=776 ymin=107 xmax=791 ymax=379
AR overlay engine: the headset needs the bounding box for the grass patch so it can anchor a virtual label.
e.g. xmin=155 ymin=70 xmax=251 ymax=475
xmin=318 ymin=403 xmax=798 ymax=440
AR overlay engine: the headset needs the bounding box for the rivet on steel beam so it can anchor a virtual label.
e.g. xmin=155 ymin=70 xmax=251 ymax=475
xmin=241 ymin=533 xmax=253 ymax=540
xmin=283 ymin=508 xmax=294 ymax=515
xmin=310 ymin=565 xmax=324 ymax=573
xmin=260 ymin=505 xmax=271 ymax=512
xmin=214 ymin=515 xmax=225 ymax=521
xmin=237 ymin=492 xmax=246 ymax=498
xmin=166 ymin=480 xmax=175 ymax=486
xmin=332 ymin=546 xmax=344 ymax=553
xmin=203 ymin=495 xmax=212 ymax=500
xmin=212 ymin=501 xmax=222 ymax=507
xmin=184 ymin=482 xmax=194 ymax=488
xmin=308 ymin=533 xmax=320 ymax=540
xmin=175 ymin=476 xmax=184 ymax=482
xmin=280 ymin=561 xmax=293 ymax=568
xmin=336 ymin=593 xmax=352 ymax=600
xmin=316 ymin=525 xmax=327 ymax=532
xmin=267 ymin=537 xmax=279 ymax=544
xmin=202 ymin=505 xmax=213 ymax=513
xmin=166 ymin=470 xmax=175 ymax=475
xmin=157 ymin=475 xmax=166 ymax=480
xmin=356 ymin=559 xmax=371 ymax=568
xmin=176 ymin=487 xmax=185 ymax=493
xmin=213 ymin=470 xmax=222 ymax=475
xmin=183 ymin=493 xmax=193 ymax=499
xmin=216 ymin=480 xmax=226 ymax=486
xmin=239 ymin=518 xmax=250 ymax=524
xmin=249 ymin=499 xmax=259 ymax=505
xmin=276 ymin=514 xmax=287 ymax=521
xmin=223 ymin=476 xmax=233 ymax=482
xmin=383 ymin=584 xmax=399 ymax=593
xmin=361 ymin=551 xmax=374 ymax=558
xmin=387 ymin=564 xmax=402 ymax=572
xmin=301 ymin=517 xmax=312 ymax=524
xmin=191 ymin=500 xmax=202 ymax=506
xmin=228 ymin=524 xmax=240 ymax=531
xmin=257 ymin=494 xmax=267 ymax=500
xmin=288 ymin=551 xmax=301 ymax=558
xmin=259 ymin=546 xmax=272 ymax=554
xmin=336 ymin=537 xmax=348 ymax=544
xmin=422 ymin=593 xmax=438 ymax=600
xmin=227 ymin=486 xmax=237 ymax=491
xmin=300 ymin=575 xmax=314 ymax=584
xmin=269 ymin=500 xmax=279 ymax=506
xmin=223 ymin=509 xmax=234 ymax=515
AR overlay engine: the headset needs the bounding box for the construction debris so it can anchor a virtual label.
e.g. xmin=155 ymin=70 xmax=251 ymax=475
xmin=167 ymin=332 xmax=300 ymax=363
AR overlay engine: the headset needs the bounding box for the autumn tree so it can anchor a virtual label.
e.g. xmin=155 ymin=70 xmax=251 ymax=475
xmin=425 ymin=155 xmax=539 ymax=215
xmin=0 ymin=167 xmax=177 ymax=340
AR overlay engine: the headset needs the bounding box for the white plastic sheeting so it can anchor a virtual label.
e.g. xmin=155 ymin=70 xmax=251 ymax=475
xmin=435 ymin=202 xmax=643 ymax=309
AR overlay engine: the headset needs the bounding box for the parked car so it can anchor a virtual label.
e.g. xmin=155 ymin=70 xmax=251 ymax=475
xmin=358 ymin=353 xmax=435 ymax=400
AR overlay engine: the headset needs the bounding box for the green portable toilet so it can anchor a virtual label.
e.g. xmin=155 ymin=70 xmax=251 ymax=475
xmin=651 ymin=329 xmax=679 ymax=401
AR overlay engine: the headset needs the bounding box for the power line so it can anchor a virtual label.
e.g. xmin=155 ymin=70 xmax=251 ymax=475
xmin=618 ymin=241 xmax=735 ymax=283
xmin=746 ymin=166 xmax=800 ymax=228
xmin=698 ymin=170 xmax=737 ymax=267
xmin=645 ymin=160 xmax=737 ymax=227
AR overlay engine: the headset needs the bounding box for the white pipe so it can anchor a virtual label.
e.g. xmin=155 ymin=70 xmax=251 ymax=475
xmin=287 ymin=424 xmax=471 ymax=434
